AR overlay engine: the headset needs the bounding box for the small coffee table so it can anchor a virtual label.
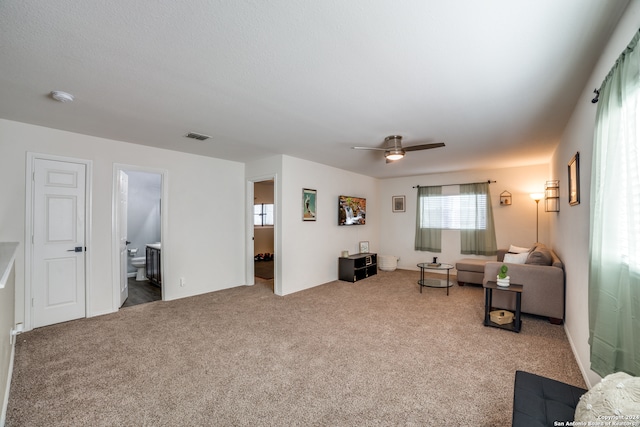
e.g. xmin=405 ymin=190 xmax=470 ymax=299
xmin=417 ymin=263 xmax=454 ymax=295
xmin=483 ymin=281 xmax=523 ymax=333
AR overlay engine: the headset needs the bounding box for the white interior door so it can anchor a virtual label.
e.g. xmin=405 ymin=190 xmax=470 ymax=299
xmin=32 ymin=159 xmax=86 ymax=328
xmin=118 ymin=170 xmax=129 ymax=307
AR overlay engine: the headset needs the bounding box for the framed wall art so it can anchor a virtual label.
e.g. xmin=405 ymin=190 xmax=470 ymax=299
xmin=568 ymin=152 xmax=580 ymax=206
xmin=302 ymin=188 xmax=317 ymax=221
xmin=359 ymin=241 xmax=369 ymax=254
xmin=392 ymin=195 xmax=405 ymax=212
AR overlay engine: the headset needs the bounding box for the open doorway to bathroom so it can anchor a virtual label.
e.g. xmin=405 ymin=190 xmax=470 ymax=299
xmin=253 ymin=180 xmax=274 ymax=292
xmin=113 ymin=165 xmax=165 ymax=309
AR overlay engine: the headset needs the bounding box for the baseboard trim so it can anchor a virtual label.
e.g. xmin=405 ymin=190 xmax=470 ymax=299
xmin=564 ymin=323 xmax=593 ymax=389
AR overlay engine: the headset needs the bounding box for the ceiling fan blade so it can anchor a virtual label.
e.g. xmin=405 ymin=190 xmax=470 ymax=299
xmin=351 ymin=146 xmax=387 ymax=151
xmin=403 ymin=142 xmax=445 ymax=152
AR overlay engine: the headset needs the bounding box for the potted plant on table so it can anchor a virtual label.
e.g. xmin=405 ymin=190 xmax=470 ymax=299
xmin=497 ymin=264 xmax=510 ymax=287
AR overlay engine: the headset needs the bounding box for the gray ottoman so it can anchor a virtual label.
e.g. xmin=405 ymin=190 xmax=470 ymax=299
xmin=455 ymin=258 xmax=488 ymax=286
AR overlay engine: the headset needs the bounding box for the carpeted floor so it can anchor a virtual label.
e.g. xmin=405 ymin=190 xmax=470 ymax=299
xmin=6 ymin=269 xmax=585 ymax=426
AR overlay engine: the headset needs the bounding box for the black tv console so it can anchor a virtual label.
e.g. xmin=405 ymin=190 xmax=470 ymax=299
xmin=339 ymin=253 xmax=377 ymax=282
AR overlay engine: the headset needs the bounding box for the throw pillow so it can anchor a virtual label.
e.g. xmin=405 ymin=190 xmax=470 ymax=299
xmin=508 ymin=244 xmax=531 ymax=254
xmin=575 ymin=372 xmax=640 ymax=422
xmin=503 ymin=252 xmax=529 ymax=264
xmin=526 ymin=244 xmax=552 ymax=266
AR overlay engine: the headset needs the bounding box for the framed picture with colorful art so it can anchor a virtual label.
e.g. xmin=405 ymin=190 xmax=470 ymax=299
xmin=302 ymin=188 xmax=317 ymax=221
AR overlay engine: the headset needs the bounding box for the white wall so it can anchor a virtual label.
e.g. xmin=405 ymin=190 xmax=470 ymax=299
xmin=552 ymin=0 xmax=640 ymax=388
xmin=0 ymin=119 xmax=246 ymax=325
xmin=379 ymin=165 xmax=550 ymax=271
xmin=280 ymin=156 xmax=379 ymax=295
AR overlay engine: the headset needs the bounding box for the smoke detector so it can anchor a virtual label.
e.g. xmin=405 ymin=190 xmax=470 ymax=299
xmin=50 ymin=90 xmax=75 ymax=103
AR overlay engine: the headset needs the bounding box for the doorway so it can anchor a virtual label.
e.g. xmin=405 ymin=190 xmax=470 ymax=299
xmin=253 ymin=180 xmax=274 ymax=283
xmin=113 ymin=165 xmax=166 ymax=309
xmin=247 ymin=176 xmax=278 ymax=294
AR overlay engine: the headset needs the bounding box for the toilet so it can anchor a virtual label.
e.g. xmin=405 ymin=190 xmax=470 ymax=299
xmin=131 ymin=257 xmax=147 ymax=281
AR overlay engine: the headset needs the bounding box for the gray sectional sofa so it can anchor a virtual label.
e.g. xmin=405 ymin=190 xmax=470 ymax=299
xmin=484 ymin=243 xmax=565 ymax=324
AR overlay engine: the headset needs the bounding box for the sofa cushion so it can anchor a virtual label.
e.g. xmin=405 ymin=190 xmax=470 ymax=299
xmin=526 ymin=244 xmax=553 ymax=266
xmin=509 ymin=244 xmax=532 ymax=254
xmin=455 ymin=258 xmax=488 ymax=273
xmin=512 ymin=371 xmax=586 ymax=427
xmin=504 ymin=252 xmax=529 ymax=264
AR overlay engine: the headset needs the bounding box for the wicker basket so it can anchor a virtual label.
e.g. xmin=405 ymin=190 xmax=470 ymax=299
xmin=490 ymin=310 xmax=514 ymax=325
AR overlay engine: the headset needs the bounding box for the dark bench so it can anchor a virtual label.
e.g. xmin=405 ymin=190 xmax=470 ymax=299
xmin=512 ymin=370 xmax=587 ymax=427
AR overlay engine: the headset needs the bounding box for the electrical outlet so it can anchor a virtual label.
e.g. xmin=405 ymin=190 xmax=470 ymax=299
xmin=180 ymin=277 xmax=186 ymax=287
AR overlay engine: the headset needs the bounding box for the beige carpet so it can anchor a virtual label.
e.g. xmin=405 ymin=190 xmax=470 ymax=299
xmin=6 ymin=269 xmax=585 ymax=426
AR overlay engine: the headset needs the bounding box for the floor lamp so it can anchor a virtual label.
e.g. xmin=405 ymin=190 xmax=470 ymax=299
xmin=530 ymin=193 xmax=544 ymax=242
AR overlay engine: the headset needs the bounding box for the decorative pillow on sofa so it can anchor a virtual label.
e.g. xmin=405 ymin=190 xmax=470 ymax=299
xmin=526 ymin=244 xmax=552 ymax=266
xmin=503 ymin=252 xmax=529 ymax=264
xmin=574 ymin=372 xmax=640 ymax=422
xmin=508 ymin=244 xmax=531 ymax=254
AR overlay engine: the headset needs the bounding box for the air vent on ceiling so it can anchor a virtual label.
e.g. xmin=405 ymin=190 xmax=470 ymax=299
xmin=184 ymin=132 xmax=212 ymax=141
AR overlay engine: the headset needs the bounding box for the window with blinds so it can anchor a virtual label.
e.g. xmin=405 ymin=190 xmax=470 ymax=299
xmin=419 ymin=194 xmax=488 ymax=230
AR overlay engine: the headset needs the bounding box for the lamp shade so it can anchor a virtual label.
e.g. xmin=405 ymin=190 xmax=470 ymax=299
xmin=530 ymin=193 xmax=544 ymax=202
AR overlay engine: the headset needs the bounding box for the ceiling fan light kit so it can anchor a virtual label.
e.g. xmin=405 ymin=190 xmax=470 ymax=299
xmin=384 ymin=135 xmax=405 ymax=161
xmin=352 ymin=135 xmax=445 ymax=163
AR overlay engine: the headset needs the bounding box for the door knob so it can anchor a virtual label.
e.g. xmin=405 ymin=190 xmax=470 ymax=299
xmin=126 ymin=241 xmax=131 ymax=245
xmin=67 ymin=246 xmax=83 ymax=252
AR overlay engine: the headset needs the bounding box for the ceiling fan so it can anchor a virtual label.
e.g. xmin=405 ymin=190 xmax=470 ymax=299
xmin=352 ymin=135 xmax=445 ymax=163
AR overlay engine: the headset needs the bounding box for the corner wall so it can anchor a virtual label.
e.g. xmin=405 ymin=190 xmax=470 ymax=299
xmin=280 ymin=156 xmax=379 ymax=295
xmin=0 ymin=119 xmax=246 ymax=327
xmin=551 ymin=0 xmax=640 ymax=388
xmin=247 ymin=155 xmax=379 ymax=295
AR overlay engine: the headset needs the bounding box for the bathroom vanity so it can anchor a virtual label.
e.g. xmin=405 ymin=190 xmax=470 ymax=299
xmin=145 ymin=244 xmax=162 ymax=286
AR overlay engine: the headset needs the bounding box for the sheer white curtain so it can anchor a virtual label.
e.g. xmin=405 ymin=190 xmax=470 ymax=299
xmin=589 ymin=30 xmax=640 ymax=377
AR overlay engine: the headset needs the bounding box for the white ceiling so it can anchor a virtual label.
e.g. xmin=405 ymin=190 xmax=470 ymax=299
xmin=0 ymin=1 xmax=629 ymax=179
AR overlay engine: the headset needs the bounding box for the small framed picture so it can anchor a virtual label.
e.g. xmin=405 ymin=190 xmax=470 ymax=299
xmin=359 ymin=241 xmax=369 ymax=254
xmin=302 ymin=188 xmax=317 ymax=221
xmin=392 ymin=195 xmax=405 ymax=212
xmin=568 ymin=152 xmax=580 ymax=206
